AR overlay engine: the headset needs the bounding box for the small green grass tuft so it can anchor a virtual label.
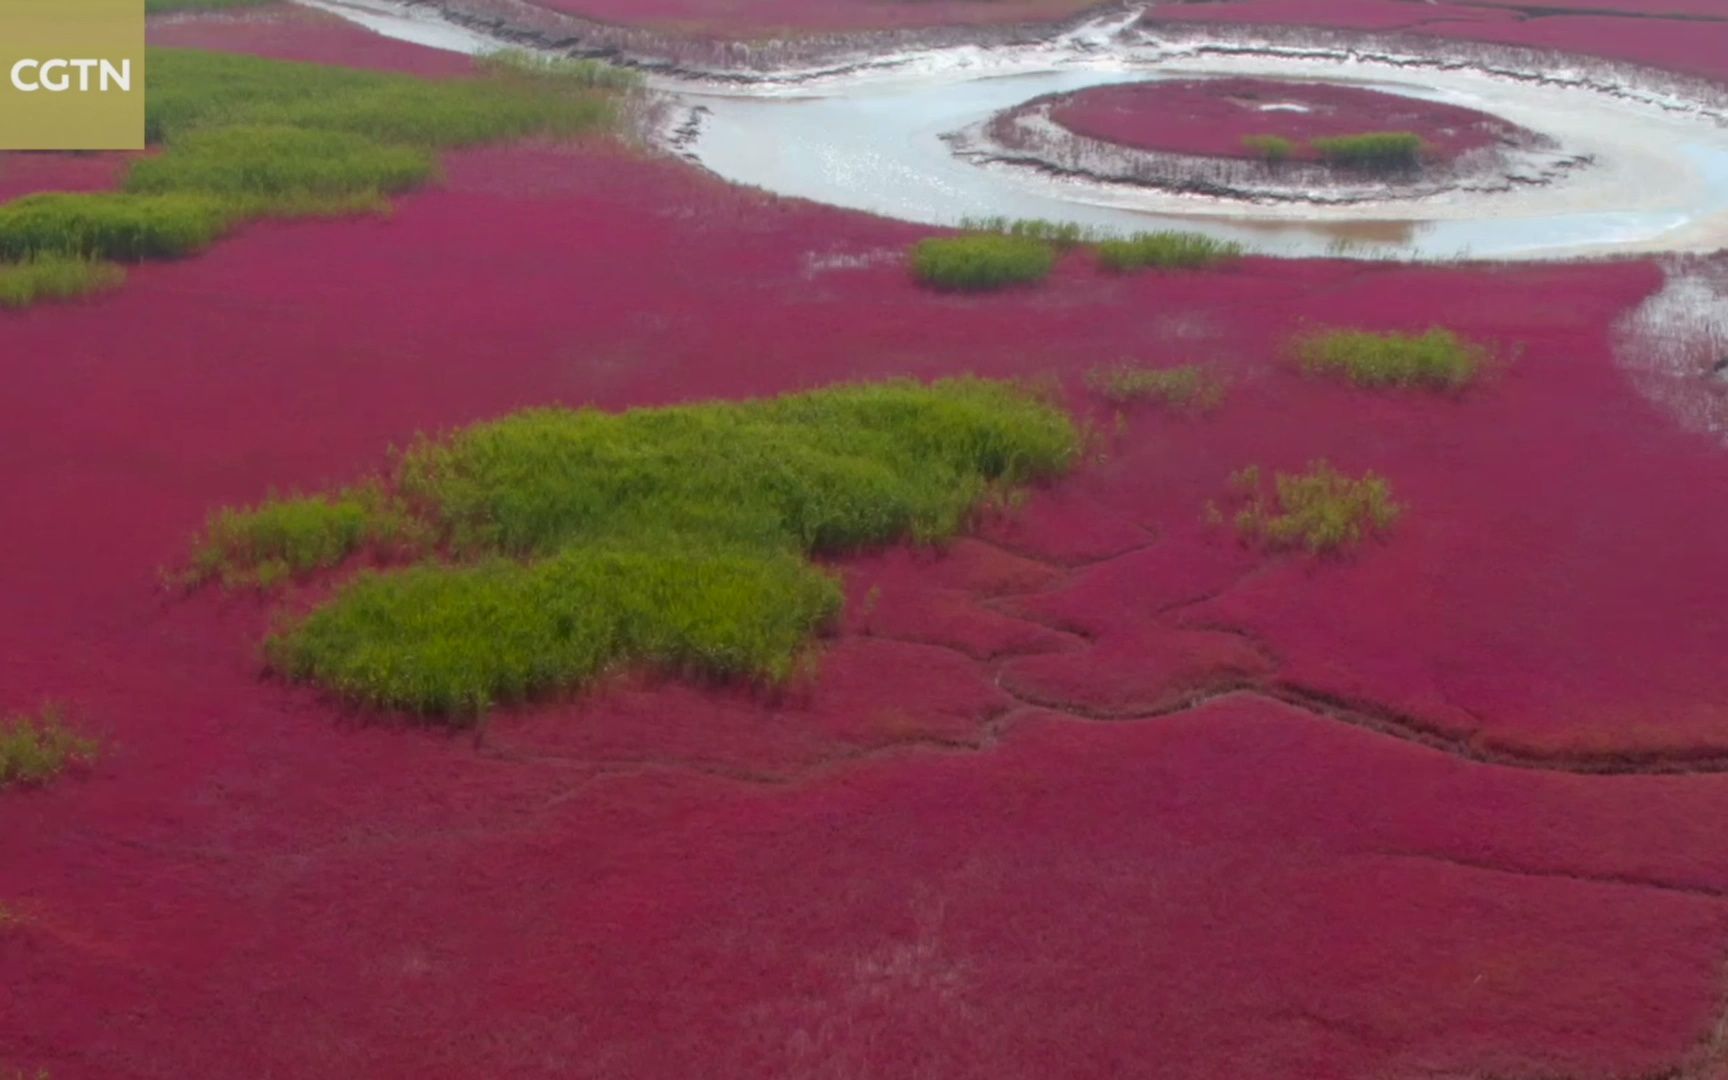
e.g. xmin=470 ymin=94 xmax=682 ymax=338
xmin=1242 ymin=134 xmax=1294 ymax=163
xmin=1227 ymin=460 xmax=1401 ymax=553
xmin=1085 ymin=363 xmax=1226 ymax=409
xmin=911 ymin=234 xmax=1056 ymax=291
xmin=0 ymin=255 xmax=125 ymax=309
xmin=1096 ymin=231 xmax=1242 ymax=273
xmin=187 ymin=484 xmax=429 ymax=589
xmin=1310 ymin=131 xmax=1426 ymax=170
xmin=1295 ymin=326 xmax=1487 ymax=390
xmin=200 ymin=379 xmax=1076 ymax=718
xmin=0 ymin=706 xmax=97 ymax=788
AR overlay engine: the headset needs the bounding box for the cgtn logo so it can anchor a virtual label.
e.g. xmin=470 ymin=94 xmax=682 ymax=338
xmin=0 ymin=0 xmax=145 ymax=149
xmin=9 ymin=58 xmax=133 ymax=94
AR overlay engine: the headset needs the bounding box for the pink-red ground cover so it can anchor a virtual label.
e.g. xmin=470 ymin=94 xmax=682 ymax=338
xmin=0 ymin=154 xmax=133 ymax=205
xmin=147 ymin=3 xmax=475 ymax=74
xmin=7 ymin=9 xmax=1728 ymax=1080
xmin=1046 ymin=77 xmax=1518 ymax=163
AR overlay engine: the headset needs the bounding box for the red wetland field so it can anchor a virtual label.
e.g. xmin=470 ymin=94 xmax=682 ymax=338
xmin=5 ymin=2 xmax=1728 ymax=1078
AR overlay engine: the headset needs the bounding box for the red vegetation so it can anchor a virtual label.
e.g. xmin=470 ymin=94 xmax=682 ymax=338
xmin=0 ymin=152 xmax=133 ymax=204
xmin=1046 ymin=77 xmax=1519 ymax=163
xmin=147 ymin=3 xmax=475 ymax=75
xmin=7 ymin=11 xmax=1728 ymax=1080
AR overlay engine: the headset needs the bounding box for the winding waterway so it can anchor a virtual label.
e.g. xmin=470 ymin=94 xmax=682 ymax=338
xmin=297 ymin=0 xmax=1728 ymax=260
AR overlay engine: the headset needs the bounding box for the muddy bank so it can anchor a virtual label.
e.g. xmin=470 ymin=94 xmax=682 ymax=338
xmin=373 ymin=0 xmax=1135 ymax=77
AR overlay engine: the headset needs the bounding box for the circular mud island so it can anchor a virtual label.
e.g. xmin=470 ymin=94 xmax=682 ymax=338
xmin=1043 ymin=77 xmax=1527 ymax=165
xmin=972 ymin=74 xmax=1565 ymax=207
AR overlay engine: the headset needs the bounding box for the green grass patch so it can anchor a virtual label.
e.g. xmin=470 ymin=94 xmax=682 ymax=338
xmin=1310 ymin=131 xmax=1426 ymax=170
xmin=242 ymin=76 xmax=615 ymax=149
xmin=956 ymin=215 xmax=1102 ymax=250
xmin=392 ymin=379 xmax=1075 ymax=558
xmin=475 ymin=48 xmax=645 ymax=91
xmin=911 ymin=234 xmax=1056 ymax=291
xmin=1096 ymin=231 xmax=1242 ymax=273
xmin=198 ymin=379 xmax=1078 ymax=718
xmin=187 ymin=484 xmax=430 ymax=590
xmin=0 ymin=705 xmax=96 ymax=788
xmin=1242 ymin=134 xmax=1294 ymax=163
xmin=1086 ymin=363 xmax=1226 ymax=409
xmin=128 ymin=125 xmax=435 ymax=212
xmin=0 ymin=193 xmax=235 ymax=261
xmin=0 ymin=255 xmax=125 ymax=309
xmin=0 ymin=48 xmax=635 ymax=305
xmin=267 ymin=547 xmax=842 ymax=715
xmin=1295 ymin=326 xmax=1487 ymax=390
xmin=142 ymin=48 xmax=626 ymax=146
xmin=1225 ymin=461 xmax=1401 ymax=553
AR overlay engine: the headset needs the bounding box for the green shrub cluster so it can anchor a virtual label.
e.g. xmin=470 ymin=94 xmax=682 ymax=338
xmin=0 ymin=193 xmax=234 ymax=261
xmin=0 ymin=706 xmax=96 ymax=788
xmin=1241 ymin=131 xmax=1426 ymax=169
xmin=956 ymin=216 xmax=1102 ymax=250
xmin=198 ymin=379 xmax=1078 ymax=718
xmin=1242 ymin=134 xmax=1294 ymax=163
xmin=142 ymin=48 xmax=622 ymax=146
xmin=1296 ymin=326 xmax=1486 ymax=389
xmin=1096 ymin=231 xmax=1242 ymax=272
xmin=0 ymin=48 xmax=634 ymax=302
xmin=1085 ymin=363 xmax=1226 ymax=409
xmin=129 ymin=125 xmax=435 ymax=210
xmin=911 ymin=234 xmax=1056 ymax=291
xmin=1225 ymin=461 xmax=1401 ymax=553
xmin=0 ymin=255 xmax=125 ymax=309
xmin=1310 ymin=132 xmax=1427 ymax=170
xmin=268 ymin=547 xmax=841 ymax=715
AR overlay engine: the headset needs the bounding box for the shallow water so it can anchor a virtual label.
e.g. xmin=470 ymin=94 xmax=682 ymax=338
xmin=301 ymin=0 xmax=1728 ymax=260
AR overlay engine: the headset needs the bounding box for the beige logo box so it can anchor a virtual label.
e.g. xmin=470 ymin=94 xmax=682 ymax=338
xmin=0 ymin=0 xmax=144 ymax=150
